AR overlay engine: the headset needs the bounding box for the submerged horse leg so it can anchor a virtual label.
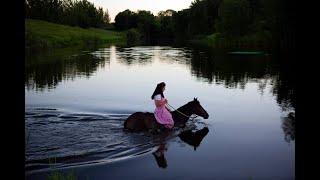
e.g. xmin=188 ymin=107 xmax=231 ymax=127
xmin=124 ymin=112 xmax=160 ymax=131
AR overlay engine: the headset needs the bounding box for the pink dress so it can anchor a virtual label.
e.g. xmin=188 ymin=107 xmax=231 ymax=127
xmin=154 ymin=95 xmax=174 ymax=128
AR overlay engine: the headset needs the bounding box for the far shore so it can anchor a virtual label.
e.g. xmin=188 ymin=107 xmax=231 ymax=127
xmin=25 ymin=19 xmax=127 ymax=52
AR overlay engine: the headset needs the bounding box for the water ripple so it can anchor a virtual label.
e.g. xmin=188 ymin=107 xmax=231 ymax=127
xmin=25 ymin=108 xmax=206 ymax=174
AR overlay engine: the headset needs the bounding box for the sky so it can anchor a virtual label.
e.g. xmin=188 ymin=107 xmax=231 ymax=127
xmin=87 ymin=0 xmax=194 ymax=22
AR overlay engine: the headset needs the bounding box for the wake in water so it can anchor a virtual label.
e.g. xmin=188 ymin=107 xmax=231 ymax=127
xmin=25 ymin=108 xmax=209 ymax=174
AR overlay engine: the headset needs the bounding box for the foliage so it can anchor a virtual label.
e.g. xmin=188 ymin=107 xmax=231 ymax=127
xmin=26 ymin=0 xmax=295 ymax=49
xmin=126 ymin=28 xmax=142 ymax=46
xmin=25 ymin=18 xmax=126 ymax=50
xmin=25 ymin=0 xmax=111 ymax=28
xmin=206 ymin=33 xmax=225 ymax=48
xmin=215 ymin=0 xmax=252 ymax=38
xmin=157 ymin=10 xmax=176 ymax=39
xmin=172 ymin=8 xmax=191 ymax=44
xmin=47 ymin=169 xmax=77 ymax=180
xmin=47 ymin=159 xmax=77 ymax=180
xmin=188 ymin=0 xmax=221 ymax=36
xmin=136 ymin=10 xmax=158 ymax=44
xmin=114 ymin=9 xmax=137 ymax=31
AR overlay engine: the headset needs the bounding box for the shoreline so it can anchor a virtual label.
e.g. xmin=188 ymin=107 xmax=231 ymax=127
xmin=25 ymin=19 xmax=127 ymax=52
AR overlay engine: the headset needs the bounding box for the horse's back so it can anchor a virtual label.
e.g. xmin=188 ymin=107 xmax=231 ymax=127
xmin=124 ymin=112 xmax=157 ymax=131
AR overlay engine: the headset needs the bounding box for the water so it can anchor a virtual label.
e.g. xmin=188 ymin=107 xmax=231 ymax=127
xmin=25 ymin=45 xmax=295 ymax=179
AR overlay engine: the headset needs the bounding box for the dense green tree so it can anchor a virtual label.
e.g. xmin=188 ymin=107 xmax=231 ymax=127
xmin=187 ymin=0 xmax=221 ymax=36
xmin=136 ymin=10 xmax=158 ymax=44
xmin=157 ymin=10 xmax=176 ymax=39
xmin=114 ymin=9 xmax=136 ymax=30
xmin=172 ymin=8 xmax=191 ymax=43
xmin=103 ymin=9 xmax=111 ymax=24
xmin=25 ymin=0 xmax=63 ymax=23
xmin=215 ymin=0 xmax=252 ymax=38
xmin=25 ymin=0 xmax=110 ymax=29
xmin=26 ymin=0 xmax=294 ymax=48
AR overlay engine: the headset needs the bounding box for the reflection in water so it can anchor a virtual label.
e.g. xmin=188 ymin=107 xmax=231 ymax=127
xmin=25 ymin=45 xmax=295 ymax=178
xmin=281 ymin=112 xmax=295 ymax=143
xmin=25 ymin=45 xmax=295 ymax=138
xmin=178 ymin=127 xmax=209 ymax=151
xmin=25 ymin=46 xmax=295 ymax=113
xmin=25 ymin=45 xmax=295 ymax=123
xmin=189 ymin=48 xmax=269 ymax=89
xmin=152 ymin=127 xmax=209 ymax=169
xmin=116 ymin=46 xmax=155 ymax=66
xmin=270 ymin=68 xmax=296 ymax=112
xmin=152 ymin=143 xmax=168 ymax=168
xmin=189 ymin=47 xmax=295 ymax=113
xmin=25 ymin=48 xmax=109 ymax=91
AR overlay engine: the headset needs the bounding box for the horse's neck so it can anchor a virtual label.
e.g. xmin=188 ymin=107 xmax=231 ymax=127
xmin=172 ymin=103 xmax=193 ymax=124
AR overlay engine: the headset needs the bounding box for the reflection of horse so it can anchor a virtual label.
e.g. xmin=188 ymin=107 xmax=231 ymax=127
xmin=178 ymin=127 xmax=209 ymax=151
xmin=152 ymin=127 xmax=210 ymax=168
xmin=124 ymin=98 xmax=209 ymax=131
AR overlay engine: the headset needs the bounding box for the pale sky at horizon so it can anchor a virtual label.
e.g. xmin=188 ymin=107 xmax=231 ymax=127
xmin=87 ymin=0 xmax=194 ymax=22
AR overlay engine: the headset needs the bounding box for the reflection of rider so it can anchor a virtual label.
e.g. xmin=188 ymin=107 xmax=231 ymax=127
xmin=152 ymin=143 xmax=168 ymax=168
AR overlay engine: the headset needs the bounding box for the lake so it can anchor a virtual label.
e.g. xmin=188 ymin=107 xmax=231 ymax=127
xmin=25 ymin=45 xmax=295 ymax=179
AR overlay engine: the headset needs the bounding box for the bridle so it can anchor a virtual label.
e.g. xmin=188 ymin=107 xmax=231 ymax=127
xmin=166 ymin=103 xmax=198 ymax=120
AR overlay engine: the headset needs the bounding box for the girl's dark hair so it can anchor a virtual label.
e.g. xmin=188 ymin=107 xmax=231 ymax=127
xmin=151 ymin=82 xmax=166 ymax=100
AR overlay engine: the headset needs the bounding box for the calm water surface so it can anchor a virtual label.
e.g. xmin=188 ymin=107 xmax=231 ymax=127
xmin=25 ymin=46 xmax=295 ymax=179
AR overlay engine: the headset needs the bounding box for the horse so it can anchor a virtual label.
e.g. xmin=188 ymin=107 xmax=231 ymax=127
xmin=124 ymin=98 xmax=209 ymax=131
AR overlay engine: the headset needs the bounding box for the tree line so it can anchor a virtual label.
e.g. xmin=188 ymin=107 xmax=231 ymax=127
xmin=25 ymin=0 xmax=111 ymax=28
xmin=114 ymin=0 xmax=295 ymax=48
xmin=25 ymin=0 xmax=295 ymax=48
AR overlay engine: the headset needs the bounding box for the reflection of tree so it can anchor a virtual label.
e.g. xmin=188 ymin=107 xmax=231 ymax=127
xmin=116 ymin=47 xmax=154 ymax=66
xmin=25 ymin=49 xmax=109 ymax=91
xmin=269 ymin=63 xmax=295 ymax=112
xmin=189 ymin=48 xmax=268 ymax=89
xmin=269 ymin=71 xmax=295 ymax=112
xmin=189 ymin=47 xmax=296 ymax=144
xmin=189 ymin=47 xmax=296 ymax=112
xmin=281 ymin=112 xmax=295 ymax=143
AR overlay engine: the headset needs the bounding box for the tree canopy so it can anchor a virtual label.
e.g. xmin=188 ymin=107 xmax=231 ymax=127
xmin=26 ymin=0 xmax=295 ymax=48
xmin=25 ymin=0 xmax=111 ymax=28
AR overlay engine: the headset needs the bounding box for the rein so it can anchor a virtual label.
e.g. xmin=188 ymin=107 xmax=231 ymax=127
xmin=166 ymin=103 xmax=198 ymax=119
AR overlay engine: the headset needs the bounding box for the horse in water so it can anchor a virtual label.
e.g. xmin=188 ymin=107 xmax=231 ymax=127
xmin=124 ymin=98 xmax=209 ymax=131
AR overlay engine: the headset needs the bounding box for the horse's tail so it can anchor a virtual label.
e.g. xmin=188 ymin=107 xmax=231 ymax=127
xmin=124 ymin=120 xmax=127 ymax=128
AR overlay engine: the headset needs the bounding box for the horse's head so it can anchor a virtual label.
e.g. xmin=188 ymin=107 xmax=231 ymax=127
xmin=190 ymin=98 xmax=209 ymax=119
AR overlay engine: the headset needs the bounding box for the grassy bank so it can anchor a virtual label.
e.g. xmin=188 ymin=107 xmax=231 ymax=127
xmin=25 ymin=19 xmax=126 ymax=51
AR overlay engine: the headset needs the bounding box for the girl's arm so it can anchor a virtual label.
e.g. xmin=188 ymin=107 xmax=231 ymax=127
xmin=155 ymin=99 xmax=167 ymax=107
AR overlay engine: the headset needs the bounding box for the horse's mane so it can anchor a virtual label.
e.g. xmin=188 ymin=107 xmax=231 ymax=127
xmin=175 ymin=100 xmax=196 ymax=112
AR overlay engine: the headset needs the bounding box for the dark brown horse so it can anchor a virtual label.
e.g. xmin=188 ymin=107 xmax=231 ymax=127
xmin=124 ymin=98 xmax=209 ymax=131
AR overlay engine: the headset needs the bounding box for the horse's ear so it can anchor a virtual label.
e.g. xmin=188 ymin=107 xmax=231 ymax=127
xmin=194 ymin=97 xmax=196 ymax=101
